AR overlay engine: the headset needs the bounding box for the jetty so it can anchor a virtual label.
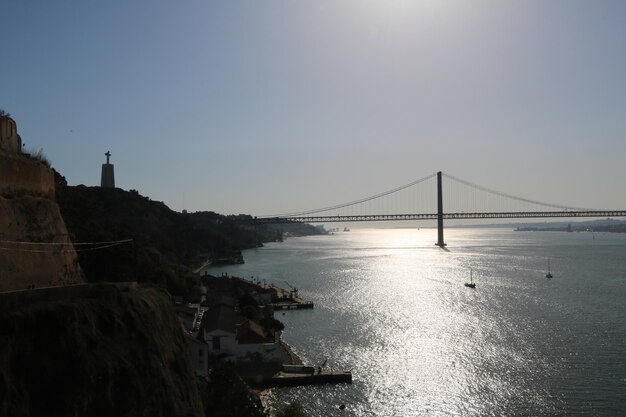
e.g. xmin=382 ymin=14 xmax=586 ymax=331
xmin=268 ymin=370 xmax=352 ymax=386
xmin=237 ymin=363 xmax=351 ymax=388
xmin=267 ymin=282 xmax=314 ymax=310
xmin=272 ymin=299 xmax=314 ymax=310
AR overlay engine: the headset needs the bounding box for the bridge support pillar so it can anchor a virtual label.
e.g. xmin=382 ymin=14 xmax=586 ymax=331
xmin=436 ymin=171 xmax=446 ymax=247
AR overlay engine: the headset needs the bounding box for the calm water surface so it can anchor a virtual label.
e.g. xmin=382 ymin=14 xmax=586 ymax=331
xmin=216 ymin=228 xmax=626 ymax=416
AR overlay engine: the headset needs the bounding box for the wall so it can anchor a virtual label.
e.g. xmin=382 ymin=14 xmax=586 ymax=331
xmin=203 ymin=328 xmax=282 ymax=361
xmin=0 ymin=152 xmax=55 ymax=199
xmin=0 ymin=195 xmax=82 ymax=291
xmin=0 ymin=116 xmax=22 ymax=153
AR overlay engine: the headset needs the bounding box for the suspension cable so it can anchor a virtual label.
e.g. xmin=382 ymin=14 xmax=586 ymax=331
xmin=260 ymin=173 xmax=438 ymax=217
xmin=442 ymin=172 xmax=592 ymax=211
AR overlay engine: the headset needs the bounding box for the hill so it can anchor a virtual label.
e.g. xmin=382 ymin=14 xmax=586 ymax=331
xmin=55 ymin=184 xmax=322 ymax=298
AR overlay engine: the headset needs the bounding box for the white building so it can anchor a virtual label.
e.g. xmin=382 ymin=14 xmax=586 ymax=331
xmin=186 ymin=334 xmax=209 ymax=378
xmin=199 ymin=304 xmax=282 ymax=361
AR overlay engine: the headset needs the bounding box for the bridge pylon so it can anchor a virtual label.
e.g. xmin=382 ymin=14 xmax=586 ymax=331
xmin=436 ymin=171 xmax=446 ymax=247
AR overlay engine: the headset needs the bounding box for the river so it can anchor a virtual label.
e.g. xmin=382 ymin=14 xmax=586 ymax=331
xmin=215 ymin=227 xmax=626 ymax=416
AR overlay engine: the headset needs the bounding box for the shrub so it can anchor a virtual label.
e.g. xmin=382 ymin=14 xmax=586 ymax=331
xmin=23 ymin=148 xmax=51 ymax=167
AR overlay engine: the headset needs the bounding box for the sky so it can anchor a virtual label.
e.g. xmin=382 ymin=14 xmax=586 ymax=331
xmin=2 ymin=1 xmax=626 ymax=216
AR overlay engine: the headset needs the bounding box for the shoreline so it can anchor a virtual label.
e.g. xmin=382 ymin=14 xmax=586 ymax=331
xmin=250 ymin=338 xmax=303 ymax=410
xmin=278 ymin=338 xmax=303 ymax=366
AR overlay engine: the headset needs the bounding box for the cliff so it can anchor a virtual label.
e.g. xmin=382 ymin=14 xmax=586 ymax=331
xmin=0 ymin=283 xmax=204 ymax=417
xmin=0 ymin=115 xmax=82 ymax=292
xmin=0 ymin=195 xmax=83 ymax=291
xmin=0 ymin=151 xmax=54 ymax=199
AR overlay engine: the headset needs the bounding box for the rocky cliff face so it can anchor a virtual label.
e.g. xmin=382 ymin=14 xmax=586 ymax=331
xmin=0 ymin=149 xmax=82 ymax=292
xmin=0 ymin=284 xmax=204 ymax=417
xmin=0 ymin=194 xmax=82 ymax=291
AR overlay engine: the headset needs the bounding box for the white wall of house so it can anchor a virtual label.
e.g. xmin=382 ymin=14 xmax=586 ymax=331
xmin=203 ymin=328 xmax=282 ymax=361
xmin=187 ymin=338 xmax=209 ymax=377
xmin=204 ymin=329 xmax=239 ymax=356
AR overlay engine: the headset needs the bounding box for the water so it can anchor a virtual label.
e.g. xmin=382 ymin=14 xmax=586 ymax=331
xmin=215 ymin=228 xmax=626 ymax=416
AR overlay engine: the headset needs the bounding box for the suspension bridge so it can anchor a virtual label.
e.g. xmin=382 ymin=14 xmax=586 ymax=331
xmin=254 ymin=172 xmax=626 ymax=247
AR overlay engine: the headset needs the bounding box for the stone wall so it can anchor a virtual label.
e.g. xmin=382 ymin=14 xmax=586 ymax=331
xmin=0 ymin=152 xmax=55 ymax=199
xmin=0 ymin=116 xmax=22 ymax=153
xmin=0 ymin=195 xmax=83 ymax=291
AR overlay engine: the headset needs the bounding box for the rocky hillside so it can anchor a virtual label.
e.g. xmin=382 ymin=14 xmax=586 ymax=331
xmin=0 ymin=284 xmax=204 ymax=417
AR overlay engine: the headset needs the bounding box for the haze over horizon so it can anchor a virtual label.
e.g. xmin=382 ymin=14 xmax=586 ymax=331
xmin=2 ymin=1 xmax=625 ymax=216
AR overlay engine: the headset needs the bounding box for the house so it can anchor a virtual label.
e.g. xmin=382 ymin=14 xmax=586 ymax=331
xmin=236 ymin=320 xmax=269 ymax=344
xmin=198 ymin=304 xmax=282 ymax=361
xmin=199 ymin=304 xmax=247 ymax=356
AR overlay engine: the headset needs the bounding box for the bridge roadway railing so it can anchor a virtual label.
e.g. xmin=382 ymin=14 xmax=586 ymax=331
xmin=255 ymin=211 xmax=626 ymax=224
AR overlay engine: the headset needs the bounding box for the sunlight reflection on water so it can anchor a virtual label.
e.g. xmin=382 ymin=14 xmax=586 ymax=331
xmin=217 ymin=228 xmax=626 ymax=416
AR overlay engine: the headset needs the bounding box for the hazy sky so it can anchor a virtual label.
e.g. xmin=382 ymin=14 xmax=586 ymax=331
xmin=2 ymin=1 xmax=625 ymax=215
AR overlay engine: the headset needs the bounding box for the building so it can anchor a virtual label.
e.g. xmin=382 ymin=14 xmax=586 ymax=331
xmin=198 ymin=304 xmax=281 ymax=361
xmin=0 ymin=115 xmax=22 ymax=153
xmin=185 ymin=334 xmax=209 ymax=378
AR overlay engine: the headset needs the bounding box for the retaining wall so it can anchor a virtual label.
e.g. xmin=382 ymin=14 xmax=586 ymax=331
xmin=0 ymin=152 xmax=55 ymax=199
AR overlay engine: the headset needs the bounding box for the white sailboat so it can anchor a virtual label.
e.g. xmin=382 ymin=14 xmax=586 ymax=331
xmin=546 ymin=260 xmax=553 ymax=278
xmin=465 ymin=269 xmax=476 ymax=288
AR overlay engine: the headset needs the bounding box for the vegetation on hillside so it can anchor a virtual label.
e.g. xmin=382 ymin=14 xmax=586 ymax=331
xmin=56 ymin=184 xmax=322 ymax=298
xmin=22 ymin=147 xmax=51 ymax=167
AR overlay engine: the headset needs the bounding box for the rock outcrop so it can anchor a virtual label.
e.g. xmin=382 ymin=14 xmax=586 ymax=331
xmin=0 ymin=115 xmax=82 ymax=291
xmin=0 ymin=284 xmax=204 ymax=417
xmin=0 ymin=195 xmax=82 ymax=291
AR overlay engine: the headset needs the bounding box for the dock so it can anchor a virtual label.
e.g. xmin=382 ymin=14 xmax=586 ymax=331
xmin=268 ymin=370 xmax=352 ymax=386
xmin=238 ymin=363 xmax=352 ymax=388
xmin=272 ymin=300 xmax=314 ymax=310
xmin=267 ymin=283 xmax=314 ymax=310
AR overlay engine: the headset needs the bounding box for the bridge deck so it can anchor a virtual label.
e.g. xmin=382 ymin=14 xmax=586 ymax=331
xmin=255 ymin=211 xmax=626 ymax=224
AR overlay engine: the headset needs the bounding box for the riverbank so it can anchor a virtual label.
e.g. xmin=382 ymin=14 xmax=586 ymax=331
xmin=249 ymin=339 xmax=303 ymax=410
xmin=278 ymin=338 xmax=303 ymax=366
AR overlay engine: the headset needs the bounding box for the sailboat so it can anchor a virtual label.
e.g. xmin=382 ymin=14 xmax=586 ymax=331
xmin=464 ymin=269 xmax=476 ymax=288
xmin=545 ymin=260 xmax=553 ymax=278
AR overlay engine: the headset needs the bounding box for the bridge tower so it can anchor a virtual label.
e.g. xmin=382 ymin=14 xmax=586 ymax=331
xmin=436 ymin=171 xmax=446 ymax=247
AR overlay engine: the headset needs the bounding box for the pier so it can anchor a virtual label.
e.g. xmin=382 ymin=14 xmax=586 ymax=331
xmin=266 ymin=282 xmax=314 ymax=310
xmin=268 ymin=370 xmax=352 ymax=387
xmin=238 ymin=363 xmax=351 ymax=388
xmin=272 ymin=300 xmax=314 ymax=310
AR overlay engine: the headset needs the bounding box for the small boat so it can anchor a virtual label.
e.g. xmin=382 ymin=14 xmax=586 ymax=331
xmin=545 ymin=260 xmax=553 ymax=278
xmin=464 ymin=269 xmax=476 ymax=288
